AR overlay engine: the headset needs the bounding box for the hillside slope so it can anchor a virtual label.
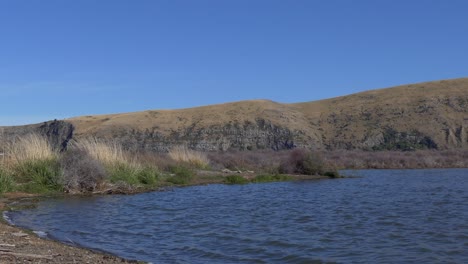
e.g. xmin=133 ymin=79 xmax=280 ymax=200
xmin=293 ymin=78 xmax=468 ymax=150
xmin=2 ymin=78 xmax=467 ymax=151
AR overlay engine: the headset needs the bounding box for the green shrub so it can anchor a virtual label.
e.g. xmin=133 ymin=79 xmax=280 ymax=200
xmin=14 ymin=159 xmax=62 ymax=193
xmin=167 ymin=165 xmax=194 ymax=185
xmin=0 ymin=168 xmax=14 ymax=194
xmin=324 ymin=170 xmax=341 ymax=178
xmin=224 ymin=175 xmax=249 ymax=184
xmin=252 ymin=174 xmax=291 ymax=183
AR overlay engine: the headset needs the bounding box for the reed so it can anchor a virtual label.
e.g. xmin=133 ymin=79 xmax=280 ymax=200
xmin=168 ymin=145 xmax=210 ymax=169
xmin=75 ymin=137 xmax=127 ymax=165
xmin=6 ymin=133 xmax=57 ymax=165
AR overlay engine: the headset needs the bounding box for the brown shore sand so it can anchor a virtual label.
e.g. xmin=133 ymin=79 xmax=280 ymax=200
xmin=0 ymin=194 xmax=137 ymax=264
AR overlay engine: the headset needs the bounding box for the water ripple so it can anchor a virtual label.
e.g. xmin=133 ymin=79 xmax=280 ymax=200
xmin=5 ymin=169 xmax=468 ymax=263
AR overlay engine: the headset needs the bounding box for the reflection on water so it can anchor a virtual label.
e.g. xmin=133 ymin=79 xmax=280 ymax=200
xmin=7 ymin=169 xmax=468 ymax=263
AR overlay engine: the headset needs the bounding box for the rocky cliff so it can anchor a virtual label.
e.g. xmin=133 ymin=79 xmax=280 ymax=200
xmin=2 ymin=78 xmax=467 ymax=152
xmin=1 ymin=120 xmax=74 ymax=152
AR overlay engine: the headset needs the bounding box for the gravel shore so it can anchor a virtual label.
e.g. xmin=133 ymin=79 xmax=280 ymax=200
xmin=0 ymin=194 xmax=137 ymax=264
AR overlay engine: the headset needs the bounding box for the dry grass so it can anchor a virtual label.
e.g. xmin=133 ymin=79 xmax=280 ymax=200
xmin=74 ymin=137 xmax=127 ymax=165
xmin=131 ymin=151 xmax=177 ymax=171
xmin=5 ymin=133 xmax=57 ymax=165
xmin=168 ymin=145 xmax=210 ymax=169
xmin=67 ymin=77 xmax=468 ymax=151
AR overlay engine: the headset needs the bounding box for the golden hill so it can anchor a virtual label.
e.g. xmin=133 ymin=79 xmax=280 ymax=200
xmin=2 ymin=78 xmax=468 ymax=151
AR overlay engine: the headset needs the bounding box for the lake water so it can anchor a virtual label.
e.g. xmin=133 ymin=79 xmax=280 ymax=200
xmin=5 ymin=169 xmax=468 ymax=263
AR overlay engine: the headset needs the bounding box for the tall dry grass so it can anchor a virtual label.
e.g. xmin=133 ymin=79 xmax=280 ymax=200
xmin=168 ymin=145 xmax=210 ymax=169
xmin=74 ymin=138 xmax=127 ymax=165
xmin=6 ymin=133 xmax=57 ymax=165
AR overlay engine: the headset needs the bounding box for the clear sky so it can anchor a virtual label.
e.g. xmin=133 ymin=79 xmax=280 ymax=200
xmin=1 ymin=0 xmax=467 ymax=125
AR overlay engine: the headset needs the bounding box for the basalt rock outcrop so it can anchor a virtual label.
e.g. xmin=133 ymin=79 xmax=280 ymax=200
xmin=1 ymin=120 xmax=74 ymax=151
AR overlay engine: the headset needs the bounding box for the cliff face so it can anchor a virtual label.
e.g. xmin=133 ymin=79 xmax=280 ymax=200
xmin=1 ymin=120 xmax=74 ymax=151
xmin=2 ymin=78 xmax=467 ymax=152
xmin=89 ymin=118 xmax=301 ymax=152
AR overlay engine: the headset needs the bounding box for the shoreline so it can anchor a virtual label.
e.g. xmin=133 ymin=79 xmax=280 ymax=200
xmin=0 ymin=220 xmax=136 ymax=263
xmin=0 ymin=193 xmax=139 ymax=263
xmin=1 ymin=175 xmax=328 ymax=263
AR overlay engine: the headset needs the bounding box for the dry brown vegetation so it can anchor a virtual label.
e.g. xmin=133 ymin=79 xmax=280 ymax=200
xmin=322 ymin=149 xmax=468 ymax=169
xmin=74 ymin=137 xmax=127 ymax=165
xmin=5 ymin=134 xmax=57 ymax=166
xmin=168 ymin=145 xmax=210 ymax=169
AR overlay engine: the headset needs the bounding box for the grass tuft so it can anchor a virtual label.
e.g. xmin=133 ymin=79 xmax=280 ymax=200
xmin=0 ymin=168 xmax=14 ymax=194
xmin=108 ymin=162 xmax=160 ymax=186
xmin=14 ymin=159 xmax=62 ymax=193
xmin=167 ymin=165 xmax=194 ymax=185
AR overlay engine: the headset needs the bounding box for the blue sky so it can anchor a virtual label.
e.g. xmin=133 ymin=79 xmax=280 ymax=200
xmin=1 ymin=0 xmax=467 ymax=125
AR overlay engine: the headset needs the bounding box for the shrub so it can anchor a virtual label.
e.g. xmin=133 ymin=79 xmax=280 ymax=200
xmin=167 ymin=165 xmax=194 ymax=185
xmin=60 ymin=148 xmax=107 ymax=193
xmin=323 ymin=170 xmax=341 ymax=178
xmin=14 ymin=159 xmax=62 ymax=193
xmin=168 ymin=145 xmax=210 ymax=169
xmin=224 ymin=175 xmax=249 ymax=184
xmin=279 ymin=149 xmax=325 ymax=175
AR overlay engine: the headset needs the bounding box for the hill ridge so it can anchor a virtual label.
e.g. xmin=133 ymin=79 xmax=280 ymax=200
xmin=2 ymin=77 xmax=467 ymax=152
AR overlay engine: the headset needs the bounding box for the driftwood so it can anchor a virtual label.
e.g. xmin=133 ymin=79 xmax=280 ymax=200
xmin=0 ymin=244 xmax=16 ymax=247
xmin=0 ymin=251 xmax=56 ymax=260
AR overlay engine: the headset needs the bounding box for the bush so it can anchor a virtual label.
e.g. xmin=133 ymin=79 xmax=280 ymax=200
xmin=60 ymin=149 xmax=107 ymax=193
xmin=14 ymin=159 xmax=62 ymax=193
xmin=279 ymin=149 xmax=325 ymax=175
xmin=224 ymin=175 xmax=249 ymax=184
xmin=167 ymin=165 xmax=194 ymax=185
xmin=323 ymin=170 xmax=341 ymax=178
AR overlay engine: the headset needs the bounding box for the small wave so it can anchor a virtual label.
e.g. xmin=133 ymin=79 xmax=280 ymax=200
xmin=2 ymin=211 xmax=14 ymax=225
xmin=33 ymin=230 xmax=48 ymax=238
